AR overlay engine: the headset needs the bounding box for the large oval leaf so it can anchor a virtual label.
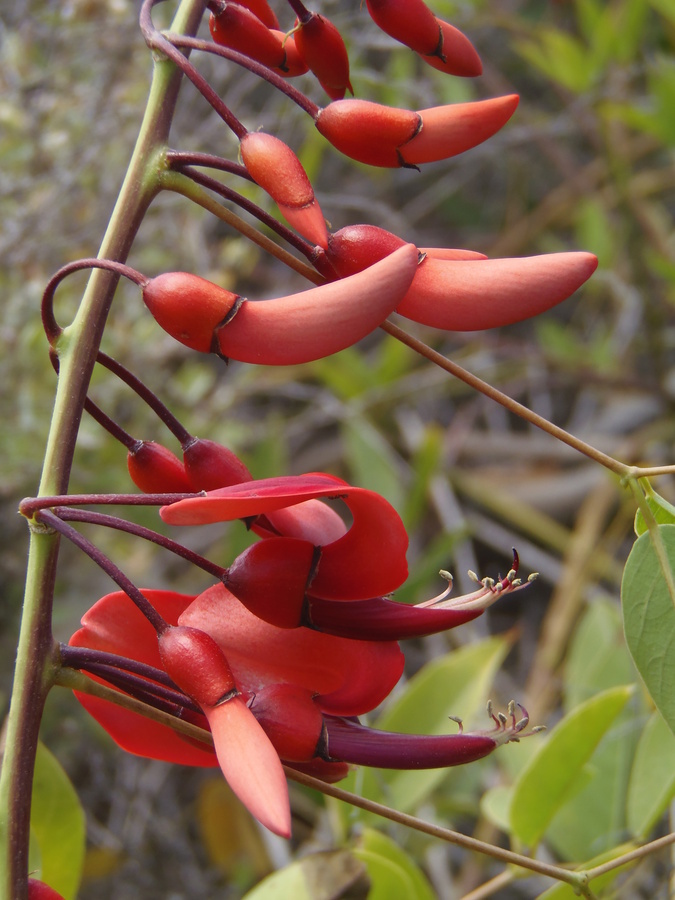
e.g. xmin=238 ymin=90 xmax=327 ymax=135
xmin=621 ymin=524 xmax=675 ymax=734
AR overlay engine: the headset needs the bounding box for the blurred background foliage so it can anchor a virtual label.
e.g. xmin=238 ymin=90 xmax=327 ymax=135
xmin=2 ymin=0 xmax=675 ymax=896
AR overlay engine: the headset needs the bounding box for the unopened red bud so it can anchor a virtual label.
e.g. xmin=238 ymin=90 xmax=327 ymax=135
xmin=127 ymin=441 xmax=194 ymax=493
xmin=323 ymin=224 xmax=408 ymax=277
xmin=225 ymin=537 xmax=316 ymax=628
xmin=158 ymin=625 xmax=237 ymax=708
xmin=28 ymin=880 xmax=66 ymax=900
xmin=252 ymin=684 xmax=325 ymax=761
xmin=366 ymin=0 xmax=441 ymax=56
xmin=271 ymin=31 xmax=308 ymax=76
xmin=315 ymin=99 xmax=420 ymax=167
xmin=400 ymin=95 xmax=519 ymax=166
xmin=235 ymin=0 xmax=279 ymax=29
xmin=142 ymin=272 xmax=239 ymax=353
xmin=209 ymin=4 xmax=287 ymax=70
xmin=422 ymin=18 xmax=482 ymax=77
xmin=183 ymin=438 xmax=253 ymax=491
xmin=294 ymin=13 xmax=353 ymax=100
xmin=240 ymin=131 xmax=328 ymax=247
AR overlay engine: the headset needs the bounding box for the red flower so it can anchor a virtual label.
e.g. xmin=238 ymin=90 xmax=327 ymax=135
xmin=69 ymin=475 xmax=535 ymax=835
xmin=141 ymin=245 xmax=418 ymax=364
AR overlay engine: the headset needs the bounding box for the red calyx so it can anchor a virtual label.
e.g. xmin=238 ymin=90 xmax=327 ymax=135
xmin=234 ymin=0 xmax=279 ymax=29
xmin=142 ymin=272 xmax=239 ymax=353
xmin=158 ymin=625 xmax=237 ymax=708
xmin=294 ymin=13 xmax=353 ymax=100
xmin=28 ymin=880 xmax=67 ymax=900
xmin=127 ymin=441 xmax=194 ymax=494
xmin=315 ymin=99 xmax=420 ymax=167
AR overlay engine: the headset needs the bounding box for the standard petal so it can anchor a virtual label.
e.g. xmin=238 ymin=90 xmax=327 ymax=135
xmin=214 ymin=244 xmax=418 ymax=365
xmin=401 ymin=96 xmax=519 ymax=165
xmin=396 ymin=252 xmax=599 ymax=330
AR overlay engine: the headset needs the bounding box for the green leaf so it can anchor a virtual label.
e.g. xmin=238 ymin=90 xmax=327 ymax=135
xmin=621 ymin=525 xmax=675 ymax=733
xmin=634 ymin=489 xmax=675 ymax=536
xmin=354 ymin=830 xmax=435 ymax=900
xmin=626 ymin=710 xmax=675 ymax=838
xmin=342 ymin=417 xmax=406 ymax=512
xmin=480 ymin=784 xmax=513 ymax=834
xmin=509 ymin=686 xmax=633 ymax=848
xmin=241 ymin=851 xmax=366 ymax=900
xmin=30 ymin=742 xmax=86 ymax=900
xmin=357 ymin=636 xmax=511 ymax=812
xmin=564 ymin=599 xmax=635 ymax=709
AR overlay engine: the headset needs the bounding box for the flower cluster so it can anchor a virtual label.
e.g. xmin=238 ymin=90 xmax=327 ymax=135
xmin=58 ymin=0 xmax=592 ymax=840
xmin=70 ymin=461 xmax=534 ymax=837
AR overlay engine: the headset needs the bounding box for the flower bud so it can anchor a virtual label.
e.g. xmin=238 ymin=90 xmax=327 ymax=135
xmin=127 ymin=441 xmax=194 ymax=494
xmin=183 ymin=438 xmax=253 ymax=491
xmin=422 ymin=18 xmax=482 ymax=77
xmin=28 ymin=880 xmax=67 ymax=900
xmin=235 ymin=0 xmax=279 ymax=29
xmin=158 ymin=625 xmax=237 ymax=708
xmin=240 ymin=131 xmax=328 ymax=247
xmin=366 ymin=0 xmax=441 ymax=56
xmin=294 ymin=13 xmax=353 ymax=100
xmin=315 ymin=99 xmax=420 ymax=167
xmin=209 ymin=3 xmax=287 ymax=70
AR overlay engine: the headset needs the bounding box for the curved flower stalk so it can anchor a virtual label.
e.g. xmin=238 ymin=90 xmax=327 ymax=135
xmin=318 ymin=223 xmax=598 ymax=330
xmin=365 ymin=0 xmax=483 ymax=77
xmin=141 ymin=245 xmax=418 ymax=364
xmin=314 ymin=95 xmax=519 ymax=167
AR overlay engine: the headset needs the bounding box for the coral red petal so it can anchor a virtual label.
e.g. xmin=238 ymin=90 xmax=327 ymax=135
xmin=253 ymin=498 xmax=348 ymax=543
xmin=422 ymin=18 xmax=482 ymax=77
xmin=366 ymin=0 xmax=440 ymax=56
xmin=204 ymin=696 xmax=291 ymax=837
xmin=179 ymin=584 xmax=404 ymax=715
xmin=396 ymin=252 xmax=599 ymax=330
xmin=160 ymin=473 xmax=348 ymax=525
xmin=401 ymin=96 xmax=519 ymax=165
xmin=214 ymin=244 xmax=418 ymax=365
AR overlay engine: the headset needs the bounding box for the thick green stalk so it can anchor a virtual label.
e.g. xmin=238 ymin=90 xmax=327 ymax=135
xmin=0 ymin=3 xmax=205 ymax=897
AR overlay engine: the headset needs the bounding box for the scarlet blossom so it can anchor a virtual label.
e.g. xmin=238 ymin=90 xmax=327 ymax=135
xmin=318 ymin=223 xmax=599 ymax=331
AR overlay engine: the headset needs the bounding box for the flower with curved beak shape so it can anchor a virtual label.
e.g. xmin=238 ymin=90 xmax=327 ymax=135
xmin=317 ymin=223 xmax=598 ymax=331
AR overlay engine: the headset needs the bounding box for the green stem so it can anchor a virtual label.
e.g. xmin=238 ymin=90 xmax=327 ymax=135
xmin=0 ymin=3 xmax=205 ymax=897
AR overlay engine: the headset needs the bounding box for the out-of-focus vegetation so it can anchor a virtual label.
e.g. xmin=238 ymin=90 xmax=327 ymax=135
xmin=3 ymin=0 xmax=675 ymax=897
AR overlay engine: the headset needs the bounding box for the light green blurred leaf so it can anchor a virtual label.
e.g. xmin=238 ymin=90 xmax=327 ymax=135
xmin=30 ymin=742 xmax=86 ymax=900
xmin=626 ymin=710 xmax=675 ymax=838
xmin=515 ymin=30 xmax=596 ymax=93
xmin=343 ymin=417 xmax=406 ymax=511
xmin=621 ymin=525 xmax=675 ymax=733
xmin=480 ymin=784 xmax=513 ymax=833
xmin=241 ymin=851 xmax=365 ymax=900
xmin=509 ymin=686 xmax=633 ymax=848
xmin=357 ymin=636 xmax=511 ymax=812
xmin=634 ymin=489 xmax=675 ymax=536
xmin=564 ymin=599 xmax=635 ymax=709
xmin=355 ymin=829 xmax=435 ymax=900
